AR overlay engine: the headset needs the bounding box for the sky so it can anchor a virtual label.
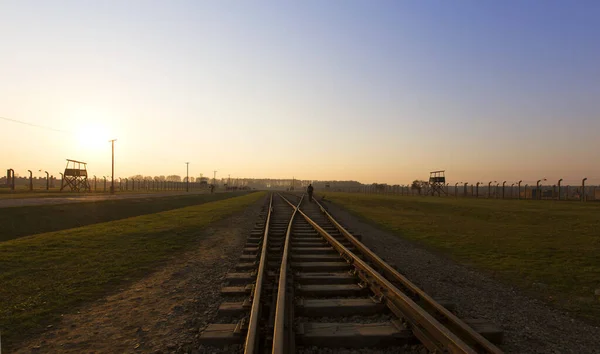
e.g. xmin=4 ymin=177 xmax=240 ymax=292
xmin=1 ymin=0 xmax=599 ymax=185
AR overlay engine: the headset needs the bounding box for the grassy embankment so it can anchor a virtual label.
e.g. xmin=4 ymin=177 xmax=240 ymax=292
xmin=324 ymin=193 xmax=600 ymax=322
xmin=0 ymin=191 xmax=265 ymax=347
xmin=0 ymin=191 xmax=250 ymax=242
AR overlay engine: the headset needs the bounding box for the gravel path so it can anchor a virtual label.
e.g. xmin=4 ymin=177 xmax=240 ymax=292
xmin=322 ymin=200 xmax=600 ymax=354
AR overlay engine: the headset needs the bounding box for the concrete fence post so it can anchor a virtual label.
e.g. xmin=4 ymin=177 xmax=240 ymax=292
xmin=8 ymin=169 xmax=15 ymax=190
xmin=28 ymin=170 xmax=33 ymax=191
xmin=557 ymin=179 xmax=563 ymax=200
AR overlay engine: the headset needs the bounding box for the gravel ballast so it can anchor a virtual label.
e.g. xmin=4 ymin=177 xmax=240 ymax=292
xmin=322 ymin=200 xmax=600 ymax=354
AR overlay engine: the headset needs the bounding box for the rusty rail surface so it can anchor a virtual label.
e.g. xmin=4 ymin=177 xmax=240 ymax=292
xmin=243 ymin=194 xmax=273 ymax=354
xmin=272 ymin=194 xmax=303 ymax=354
xmin=276 ymin=193 xmax=502 ymax=354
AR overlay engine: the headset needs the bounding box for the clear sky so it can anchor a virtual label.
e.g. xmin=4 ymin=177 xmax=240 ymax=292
xmin=1 ymin=0 xmax=599 ymax=185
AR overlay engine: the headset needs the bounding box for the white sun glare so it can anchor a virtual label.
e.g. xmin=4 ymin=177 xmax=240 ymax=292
xmin=76 ymin=122 xmax=111 ymax=151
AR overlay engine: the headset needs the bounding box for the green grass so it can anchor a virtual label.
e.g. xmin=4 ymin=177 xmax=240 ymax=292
xmin=324 ymin=193 xmax=600 ymax=322
xmin=0 ymin=191 xmax=265 ymax=347
xmin=0 ymin=192 xmax=251 ymax=242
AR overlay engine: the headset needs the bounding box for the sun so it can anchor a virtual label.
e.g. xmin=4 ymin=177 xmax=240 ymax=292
xmin=75 ymin=122 xmax=112 ymax=151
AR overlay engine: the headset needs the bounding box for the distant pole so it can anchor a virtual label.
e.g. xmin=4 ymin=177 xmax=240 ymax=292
xmin=510 ymin=183 xmax=515 ymax=198
xmin=518 ymin=180 xmax=522 ymax=200
xmin=536 ymin=179 xmax=546 ymax=200
xmin=186 ymin=162 xmax=190 ymax=192
xmin=109 ymin=139 xmax=117 ymax=194
xmin=28 ymin=170 xmax=33 ymax=191
xmin=582 ymin=177 xmax=587 ymax=202
xmin=213 ymin=170 xmax=217 ymax=186
xmin=455 ymin=182 xmax=459 ymax=197
xmin=45 ymin=171 xmax=49 ymax=190
xmin=476 ymin=182 xmax=481 ymax=198
xmin=104 ymin=176 xmax=107 ymax=192
xmin=8 ymin=168 xmax=15 ymax=191
xmin=557 ymin=179 xmax=563 ymax=200
xmin=502 ymin=181 xmax=506 ymax=199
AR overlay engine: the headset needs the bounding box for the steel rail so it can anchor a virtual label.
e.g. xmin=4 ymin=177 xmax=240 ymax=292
xmin=243 ymin=193 xmax=273 ymax=354
xmin=277 ymin=194 xmax=487 ymax=354
xmin=313 ymin=198 xmax=503 ymax=353
xmin=272 ymin=193 xmax=303 ymax=354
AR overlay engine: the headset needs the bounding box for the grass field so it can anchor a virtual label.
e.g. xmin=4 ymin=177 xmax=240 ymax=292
xmin=0 ymin=191 xmax=265 ymax=346
xmin=0 ymin=190 xmax=83 ymax=199
xmin=0 ymin=191 xmax=250 ymax=242
xmin=324 ymin=193 xmax=600 ymax=322
xmin=0 ymin=189 xmax=207 ymax=199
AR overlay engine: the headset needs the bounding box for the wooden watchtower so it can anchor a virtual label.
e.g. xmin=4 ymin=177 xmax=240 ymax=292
xmin=429 ymin=170 xmax=447 ymax=196
xmin=60 ymin=159 xmax=91 ymax=192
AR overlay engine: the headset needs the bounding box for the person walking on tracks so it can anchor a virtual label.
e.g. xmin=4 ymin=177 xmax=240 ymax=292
xmin=307 ymin=183 xmax=314 ymax=202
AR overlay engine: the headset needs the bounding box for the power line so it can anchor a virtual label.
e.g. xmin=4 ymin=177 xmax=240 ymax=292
xmin=0 ymin=116 xmax=69 ymax=133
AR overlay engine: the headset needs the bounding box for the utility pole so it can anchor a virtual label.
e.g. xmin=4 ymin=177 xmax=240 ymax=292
xmin=186 ymin=162 xmax=190 ymax=192
xmin=109 ymin=139 xmax=117 ymax=194
xmin=213 ymin=170 xmax=217 ymax=187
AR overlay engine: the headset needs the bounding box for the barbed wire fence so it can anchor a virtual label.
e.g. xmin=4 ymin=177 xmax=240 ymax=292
xmin=2 ymin=167 xmax=598 ymax=202
xmin=317 ymin=179 xmax=600 ymax=202
xmin=0 ymin=170 xmax=251 ymax=193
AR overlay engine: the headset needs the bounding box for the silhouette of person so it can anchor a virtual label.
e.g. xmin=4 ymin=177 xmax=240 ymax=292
xmin=307 ymin=183 xmax=314 ymax=202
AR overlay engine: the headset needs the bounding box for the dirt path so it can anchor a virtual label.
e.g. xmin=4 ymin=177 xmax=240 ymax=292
xmin=17 ymin=197 xmax=265 ymax=354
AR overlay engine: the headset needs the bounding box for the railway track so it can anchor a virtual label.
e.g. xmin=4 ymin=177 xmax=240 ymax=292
xmin=199 ymin=193 xmax=503 ymax=353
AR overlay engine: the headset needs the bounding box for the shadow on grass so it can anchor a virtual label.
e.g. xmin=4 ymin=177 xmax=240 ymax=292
xmin=0 ymin=192 xmax=251 ymax=242
xmin=0 ymin=191 xmax=266 ymax=349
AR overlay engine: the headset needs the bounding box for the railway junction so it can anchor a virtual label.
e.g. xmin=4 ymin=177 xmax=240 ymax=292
xmin=199 ymin=193 xmax=503 ymax=353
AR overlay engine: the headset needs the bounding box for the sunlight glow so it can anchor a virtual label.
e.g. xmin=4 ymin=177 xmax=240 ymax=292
xmin=75 ymin=122 xmax=111 ymax=152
